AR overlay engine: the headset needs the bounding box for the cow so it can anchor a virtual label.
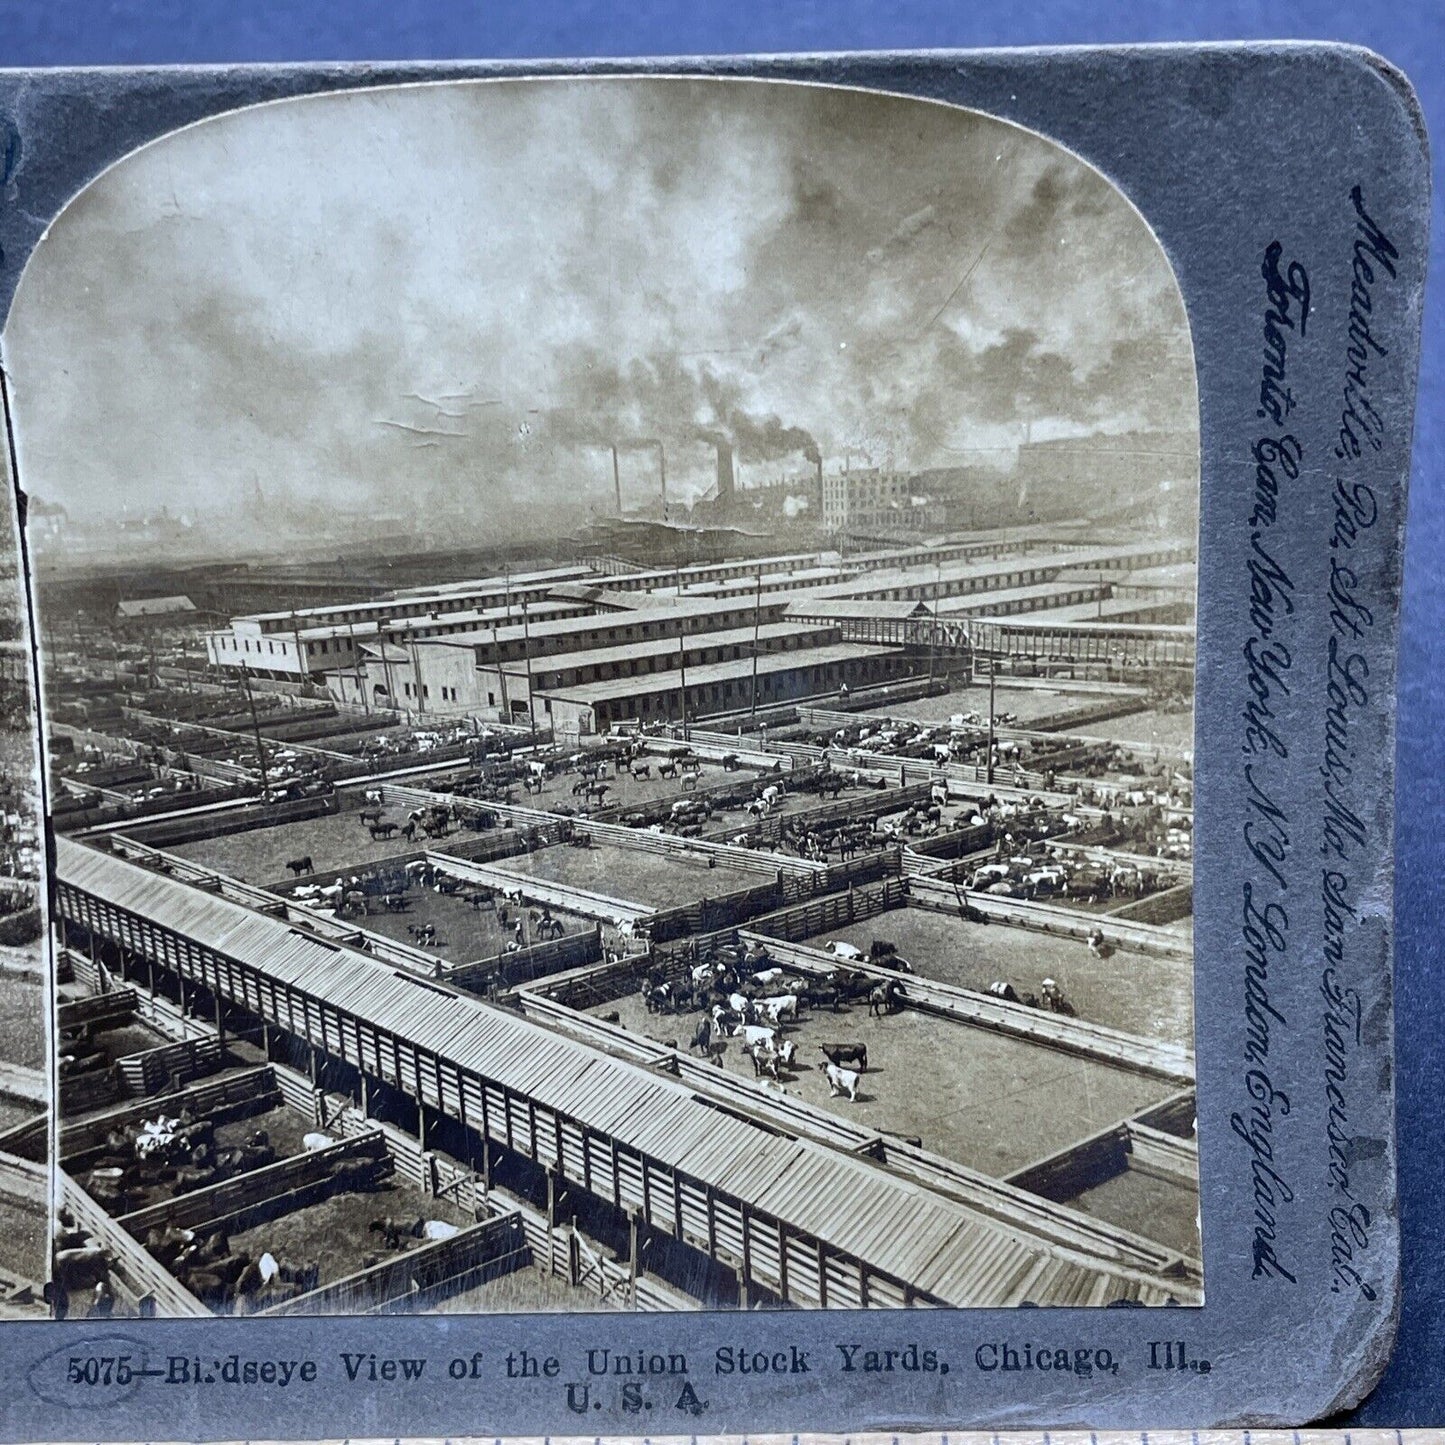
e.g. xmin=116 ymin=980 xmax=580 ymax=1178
xmin=869 ymin=980 xmax=905 ymax=1017
xmin=803 ymin=982 xmax=843 ymax=1012
xmin=285 ymin=856 xmax=314 ymax=878
xmin=743 ymin=1042 xmax=781 ymax=1080
xmin=821 ymin=1061 xmax=861 ymax=1100
xmin=760 ymin=993 xmax=799 ymax=1024
xmin=739 ymin=1023 xmax=778 ymax=1051
xmin=819 ymin=1042 xmax=868 ymax=1071
xmin=1040 ymin=978 xmax=1075 ymax=1016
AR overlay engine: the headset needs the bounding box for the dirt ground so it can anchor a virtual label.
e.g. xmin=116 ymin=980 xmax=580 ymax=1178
xmin=493 ymin=841 xmax=763 ymax=910
xmin=514 ymin=758 xmax=765 ymax=815
xmin=0 ymin=970 xmax=45 ymax=1070
xmin=228 ymin=1172 xmax=475 ymax=1295
xmin=0 ymin=1193 xmax=45 ymax=1289
xmin=1067 ymin=1167 xmax=1201 ymax=1258
xmin=435 ymin=1258 xmax=625 ymax=1314
xmin=852 ymin=685 xmax=1116 ymax=727
xmin=1084 ymin=709 xmax=1195 ymax=754
xmin=0 ymin=1099 xmax=39 ymax=1133
xmin=583 ymin=989 xmax=1170 ymax=1177
xmin=357 ymin=886 xmax=592 ymax=963
xmin=89 ymin=1020 xmax=172 ymax=1066
xmin=821 ymin=906 xmax=1194 ymax=1048
xmin=167 ymin=794 xmax=419 ymax=884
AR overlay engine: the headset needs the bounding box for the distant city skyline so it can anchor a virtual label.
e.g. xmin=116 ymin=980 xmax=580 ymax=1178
xmin=3 ymin=78 xmax=1197 ymax=558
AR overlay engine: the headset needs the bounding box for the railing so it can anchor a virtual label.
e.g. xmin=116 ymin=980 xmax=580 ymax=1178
xmin=737 ymin=933 xmax=1195 ymax=1085
xmin=907 ymin=875 xmax=1192 ymax=960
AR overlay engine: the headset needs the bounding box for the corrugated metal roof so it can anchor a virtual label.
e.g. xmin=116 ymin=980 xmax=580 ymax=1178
xmin=58 ymin=836 xmax=1189 ymax=1307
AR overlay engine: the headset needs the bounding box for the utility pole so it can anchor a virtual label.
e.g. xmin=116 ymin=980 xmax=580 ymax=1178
xmin=986 ymin=657 xmax=997 ymax=787
xmin=409 ymin=633 xmax=425 ymax=718
xmin=239 ymin=662 xmax=271 ymax=798
xmin=346 ymin=619 xmax=369 ymax=713
xmin=928 ymin=556 xmax=941 ymax=687
xmin=377 ymin=621 xmax=397 ymax=712
xmin=290 ymin=613 xmax=307 ymax=698
xmin=491 ymin=615 xmax=511 ymax=724
xmin=520 ymin=594 xmax=538 ymax=747
xmin=749 ymin=568 xmax=763 ymax=725
xmin=674 ymin=564 xmax=689 ymax=740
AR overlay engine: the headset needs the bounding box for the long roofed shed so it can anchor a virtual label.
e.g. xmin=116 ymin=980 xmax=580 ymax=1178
xmin=55 ymin=836 xmax=1194 ymax=1309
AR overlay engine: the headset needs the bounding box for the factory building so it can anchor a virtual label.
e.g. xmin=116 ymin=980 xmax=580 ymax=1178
xmin=538 ymin=641 xmax=917 ymax=737
xmin=205 ymin=597 xmax=593 ymax=683
xmin=797 ymin=541 xmax=1192 ymax=607
xmin=202 ymin=564 xmax=598 ymax=676
xmin=338 ymin=617 xmax=841 ymax=719
xmin=821 ymin=468 xmax=945 ymax=532
xmin=476 ymin=621 xmax=842 ymax=718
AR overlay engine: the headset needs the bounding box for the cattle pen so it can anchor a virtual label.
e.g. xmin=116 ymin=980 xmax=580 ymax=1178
xmin=54 ymin=834 xmax=1199 ymax=1311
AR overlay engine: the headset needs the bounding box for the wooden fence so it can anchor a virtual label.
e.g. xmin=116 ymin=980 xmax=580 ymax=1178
xmin=647 ymin=878 xmax=786 ymax=945
xmin=262 ymin=1211 xmax=529 ymax=1315
xmin=907 ymin=874 xmax=1192 ymax=960
xmin=59 ymin=989 xmax=139 ymax=1033
xmin=745 ymin=877 xmax=910 ymax=944
xmin=117 ymin=1130 xmax=391 ymax=1238
xmin=61 ymin=1066 xmax=282 ymax=1165
xmin=58 ymin=1173 xmax=210 ymax=1317
xmin=116 ymin=1035 xmax=224 ymax=1097
xmin=444 ymin=926 xmax=603 ymax=996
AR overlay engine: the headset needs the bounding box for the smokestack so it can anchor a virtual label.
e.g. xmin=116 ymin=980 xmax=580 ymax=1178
xmin=611 ymin=445 xmax=623 ymax=515
xmin=816 ymin=454 xmax=825 ymax=511
xmin=657 ymin=441 xmax=667 ymax=513
xmin=715 ymin=442 xmax=735 ymax=506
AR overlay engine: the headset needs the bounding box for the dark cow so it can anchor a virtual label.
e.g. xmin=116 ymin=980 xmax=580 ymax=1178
xmin=819 ymin=1041 xmax=868 ymax=1071
xmin=285 ymin=856 xmax=314 ymax=878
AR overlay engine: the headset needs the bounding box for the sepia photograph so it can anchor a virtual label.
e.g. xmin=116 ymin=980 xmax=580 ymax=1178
xmin=0 ymin=432 xmax=48 ymax=1319
xmin=3 ymin=75 xmax=1200 ymax=1318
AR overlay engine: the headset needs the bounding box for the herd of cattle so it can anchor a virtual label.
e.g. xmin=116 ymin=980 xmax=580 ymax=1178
xmin=628 ymin=940 xmax=906 ymax=1101
xmin=52 ymin=1106 xmax=379 ymax=1315
xmin=286 ymin=855 xmax=572 ymax=950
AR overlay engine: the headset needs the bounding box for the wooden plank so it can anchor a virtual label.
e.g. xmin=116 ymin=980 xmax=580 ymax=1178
xmin=61 ymin=1066 xmax=281 ymax=1163
xmin=117 ymin=1130 xmax=389 ymax=1236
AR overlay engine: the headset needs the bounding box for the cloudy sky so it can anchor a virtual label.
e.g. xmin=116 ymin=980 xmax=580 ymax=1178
xmin=2 ymin=77 xmax=1196 ymax=553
